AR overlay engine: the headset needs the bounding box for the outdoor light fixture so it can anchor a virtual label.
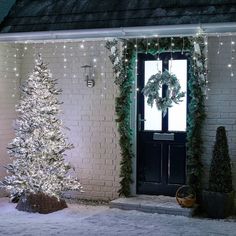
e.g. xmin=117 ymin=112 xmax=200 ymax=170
xmin=81 ymin=64 xmax=95 ymax=88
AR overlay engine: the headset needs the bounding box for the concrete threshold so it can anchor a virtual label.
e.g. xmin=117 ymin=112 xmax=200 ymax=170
xmin=110 ymin=195 xmax=196 ymax=217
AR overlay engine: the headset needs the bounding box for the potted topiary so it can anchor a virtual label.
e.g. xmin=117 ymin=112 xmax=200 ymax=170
xmin=202 ymin=126 xmax=234 ymax=218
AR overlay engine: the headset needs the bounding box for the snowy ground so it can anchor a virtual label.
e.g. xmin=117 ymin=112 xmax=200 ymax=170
xmin=0 ymin=198 xmax=235 ymax=236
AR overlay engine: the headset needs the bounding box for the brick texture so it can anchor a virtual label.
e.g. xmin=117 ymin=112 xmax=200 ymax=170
xmin=202 ymin=36 xmax=236 ymax=194
xmin=0 ymin=41 xmax=121 ymax=200
xmin=1 ymin=36 xmax=236 ymax=201
xmin=0 ymin=43 xmax=20 ymax=185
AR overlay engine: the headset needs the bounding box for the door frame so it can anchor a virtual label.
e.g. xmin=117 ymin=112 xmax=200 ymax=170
xmin=131 ymin=51 xmax=190 ymax=196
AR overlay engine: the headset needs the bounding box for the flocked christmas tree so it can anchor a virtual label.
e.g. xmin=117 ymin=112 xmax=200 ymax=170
xmin=0 ymin=56 xmax=82 ymax=203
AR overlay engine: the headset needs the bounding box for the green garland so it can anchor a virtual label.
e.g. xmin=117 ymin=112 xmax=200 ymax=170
xmin=106 ymin=40 xmax=134 ymax=196
xmin=106 ymin=36 xmax=207 ymax=197
xmin=187 ymin=35 xmax=207 ymax=196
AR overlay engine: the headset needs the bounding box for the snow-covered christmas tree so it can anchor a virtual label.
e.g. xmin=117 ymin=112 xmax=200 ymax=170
xmin=0 ymin=55 xmax=82 ymax=211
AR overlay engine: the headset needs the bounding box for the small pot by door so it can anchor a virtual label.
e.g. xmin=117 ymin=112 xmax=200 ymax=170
xmin=137 ymin=52 xmax=189 ymax=196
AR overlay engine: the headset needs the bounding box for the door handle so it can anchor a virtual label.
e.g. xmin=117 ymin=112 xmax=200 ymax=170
xmin=138 ymin=114 xmax=146 ymax=131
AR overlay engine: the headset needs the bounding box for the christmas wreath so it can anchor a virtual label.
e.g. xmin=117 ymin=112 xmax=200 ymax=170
xmin=142 ymin=69 xmax=185 ymax=116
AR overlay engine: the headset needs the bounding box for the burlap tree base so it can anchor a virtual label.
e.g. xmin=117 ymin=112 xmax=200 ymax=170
xmin=16 ymin=192 xmax=67 ymax=214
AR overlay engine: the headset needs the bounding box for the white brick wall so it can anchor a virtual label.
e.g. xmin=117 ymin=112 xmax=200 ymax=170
xmin=202 ymin=36 xmax=236 ymax=192
xmin=1 ymin=36 xmax=236 ymax=201
xmin=0 ymin=41 xmax=121 ymax=200
xmin=0 ymin=43 xmax=21 ymax=196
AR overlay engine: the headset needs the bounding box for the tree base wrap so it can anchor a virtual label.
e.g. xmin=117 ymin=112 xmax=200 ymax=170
xmin=16 ymin=193 xmax=67 ymax=214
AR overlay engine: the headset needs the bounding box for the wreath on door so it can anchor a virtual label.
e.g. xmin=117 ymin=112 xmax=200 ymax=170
xmin=142 ymin=69 xmax=185 ymax=116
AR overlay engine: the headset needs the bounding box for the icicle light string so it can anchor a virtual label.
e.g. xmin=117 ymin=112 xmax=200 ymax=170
xmin=101 ymin=42 xmax=107 ymax=93
xmin=23 ymin=41 xmax=28 ymax=58
xmin=100 ymin=41 xmax=106 ymax=98
xmin=12 ymin=44 xmax=17 ymax=98
xmin=1 ymin=34 xmax=235 ymax=100
xmin=230 ymin=36 xmax=235 ymax=77
xmin=53 ymin=42 xmax=57 ymax=56
xmin=76 ymin=41 xmax=80 ymax=83
xmin=69 ymin=43 xmax=74 ymax=58
xmin=63 ymin=42 xmax=67 ymax=70
xmin=32 ymin=42 xmax=37 ymax=59
xmin=217 ymin=34 xmax=222 ymax=55
xmin=77 ymin=41 xmax=83 ymax=83
xmin=103 ymin=41 xmax=108 ymax=92
xmin=71 ymin=43 xmax=77 ymax=83
xmin=82 ymin=39 xmax=87 ymax=57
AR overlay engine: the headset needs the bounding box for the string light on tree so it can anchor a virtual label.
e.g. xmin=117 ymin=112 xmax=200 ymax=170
xmin=0 ymin=55 xmax=82 ymax=202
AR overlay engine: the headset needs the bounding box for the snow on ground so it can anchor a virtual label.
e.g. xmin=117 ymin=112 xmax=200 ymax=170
xmin=0 ymin=197 xmax=235 ymax=236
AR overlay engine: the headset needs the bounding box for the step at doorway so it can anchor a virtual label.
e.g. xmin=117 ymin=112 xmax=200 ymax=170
xmin=110 ymin=195 xmax=197 ymax=217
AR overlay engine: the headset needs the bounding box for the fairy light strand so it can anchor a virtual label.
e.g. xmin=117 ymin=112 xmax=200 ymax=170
xmin=100 ymin=41 xmax=106 ymax=98
xmin=230 ymin=36 xmax=235 ymax=77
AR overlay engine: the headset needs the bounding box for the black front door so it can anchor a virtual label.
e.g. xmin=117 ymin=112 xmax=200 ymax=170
xmin=137 ymin=52 xmax=189 ymax=196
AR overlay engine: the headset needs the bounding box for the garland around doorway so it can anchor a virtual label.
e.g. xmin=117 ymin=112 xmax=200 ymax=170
xmin=106 ymin=35 xmax=207 ymax=197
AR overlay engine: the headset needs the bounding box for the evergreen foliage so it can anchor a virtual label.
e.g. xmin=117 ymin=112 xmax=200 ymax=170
xmin=142 ymin=69 xmax=185 ymax=116
xmin=106 ymin=40 xmax=134 ymax=196
xmin=106 ymin=37 xmax=207 ymax=197
xmin=0 ymin=56 xmax=82 ymax=200
xmin=186 ymin=35 xmax=208 ymax=196
xmin=209 ymin=126 xmax=233 ymax=193
xmin=187 ymin=57 xmax=206 ymax=195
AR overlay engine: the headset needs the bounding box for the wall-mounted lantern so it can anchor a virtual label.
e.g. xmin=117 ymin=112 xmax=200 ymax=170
xmin=81 ymin=64 xmax=95 ymax=88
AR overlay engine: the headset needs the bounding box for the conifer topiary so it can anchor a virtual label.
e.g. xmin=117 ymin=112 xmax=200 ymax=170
xmin=209 ymin=126 xmax=233 ymax=193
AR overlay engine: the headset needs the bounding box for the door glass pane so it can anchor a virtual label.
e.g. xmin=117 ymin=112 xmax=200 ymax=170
xmin=168 ymin=60 xmax=187 ymax=132
xmin=144 ymin=60 xmax=162 ymax=131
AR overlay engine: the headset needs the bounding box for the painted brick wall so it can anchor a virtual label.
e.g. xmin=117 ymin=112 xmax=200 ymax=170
xmin=0 ymin=42 xmax=120 ymax=199
xmin=16 ymin=41 xmax=121 ymax=200
xmin=202 ymin=36 xmax=236 ymax=192
xmin=0 ymin=43 xmax=21 ymax=196
xmin=1 ymin=36 xmax=236 ymax=201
